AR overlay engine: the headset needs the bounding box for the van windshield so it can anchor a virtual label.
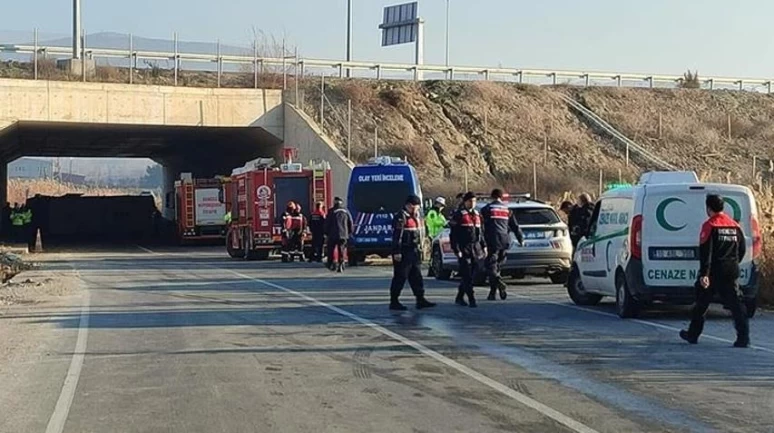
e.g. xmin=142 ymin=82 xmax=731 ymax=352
xmin=351 ymin=181 xmax=412 ymax=214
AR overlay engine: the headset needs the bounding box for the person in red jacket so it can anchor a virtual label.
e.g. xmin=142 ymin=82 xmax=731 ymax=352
xmin=680 ymin=194 xmax=749 ymax=348
xmin=389 ymin=195 xmax=436 ymax=311
xmin=281 ymin=201 xmax=304 ymax=262
xmin=449 ymin=192 xmax=487 ymax=308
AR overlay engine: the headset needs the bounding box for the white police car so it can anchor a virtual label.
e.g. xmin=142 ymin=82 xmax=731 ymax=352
xmin=430 ymin=194 xmax=572 ymax=284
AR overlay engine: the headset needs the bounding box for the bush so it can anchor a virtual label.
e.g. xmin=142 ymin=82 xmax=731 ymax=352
xmin=759 ymin=242 xmax=774 ymax=305
xmin=679 ymin=70 xmax=701 ymax=89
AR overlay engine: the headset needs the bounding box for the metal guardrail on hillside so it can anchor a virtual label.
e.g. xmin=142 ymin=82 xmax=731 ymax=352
xmin=559 ymin=94 xmax=679 ymax=171
xmin=2 ymin=41 xmax=774 ymax=92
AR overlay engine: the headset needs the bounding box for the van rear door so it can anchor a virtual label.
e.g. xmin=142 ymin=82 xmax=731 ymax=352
xmin=641 ymin=184 xmax=753 ymax=287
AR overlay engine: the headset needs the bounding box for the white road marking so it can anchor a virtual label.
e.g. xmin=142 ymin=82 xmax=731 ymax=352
xmin=45 ymin=289 xmax=91 ymax=433
xmin=136 ymin=245 xmax=160 ymax=255
xmin=223 ymin=268 xmax=601 ymax=433
xmin=373 ymin=268 xmax=774 ymax=354
xmin=138 ymin=246 xmax=600 ymax=432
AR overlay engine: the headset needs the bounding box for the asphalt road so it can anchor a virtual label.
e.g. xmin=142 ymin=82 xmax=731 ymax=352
xmin=1 ymin=246 xmax=773 ymax=433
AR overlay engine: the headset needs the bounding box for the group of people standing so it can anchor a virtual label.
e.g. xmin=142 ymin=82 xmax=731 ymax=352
xmin=283 ymin=197 xmax=354 ymax=273
xmin=388 ymin=189 xmax=525 ymax=310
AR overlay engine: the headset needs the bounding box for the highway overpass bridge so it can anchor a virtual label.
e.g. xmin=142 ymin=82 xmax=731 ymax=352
xmin=0 ymin=78 xmax=352 ymax=217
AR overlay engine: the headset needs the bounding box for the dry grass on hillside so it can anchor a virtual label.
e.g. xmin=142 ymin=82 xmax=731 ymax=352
xmin=571 ymin=87 xmax=774 ymax=184
xmin=303 ymin=79 xmax=638 ymax=198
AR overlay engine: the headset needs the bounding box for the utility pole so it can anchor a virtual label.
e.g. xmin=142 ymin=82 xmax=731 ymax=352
xmin=72 ymin=0 xmax=82 ymax=59
xmin=346 ymin=0 xmax=353 ymax=78
xmin=445 ymin=0 xmax=450 ymax=67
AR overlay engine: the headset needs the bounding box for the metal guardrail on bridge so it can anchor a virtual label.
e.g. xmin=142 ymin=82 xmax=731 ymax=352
xmin=2 ymin=41 xmax=774 ymax=93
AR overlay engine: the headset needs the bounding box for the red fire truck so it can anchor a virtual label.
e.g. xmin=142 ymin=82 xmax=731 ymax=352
xmin=174 ymin=174 xmax=228 ymax=244
xmin=224 ymin=148 xmax=333 ymax=260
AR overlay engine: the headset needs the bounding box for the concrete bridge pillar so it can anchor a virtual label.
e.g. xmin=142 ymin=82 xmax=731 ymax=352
xmin=161 ymin=164 xmax=179 ymax=221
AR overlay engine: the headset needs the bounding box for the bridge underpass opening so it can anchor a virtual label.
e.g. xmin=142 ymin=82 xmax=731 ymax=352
xmin=0 ymin=120 xmax=283 ymax=247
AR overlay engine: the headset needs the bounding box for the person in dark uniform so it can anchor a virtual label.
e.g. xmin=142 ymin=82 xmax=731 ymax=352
xmin=680 ymin=194 xmax=750 ymax=348
xmin=294 ymin=204 xmax=308 ymax=257
xmin=481 ymin=189 xmax=524 ymax=301
xmin=568 ymin=193 xmax=594 ymax=251
xmin=389 ymin=195 xmax=436 ymax=311
xmin=325 ymin=197 xmax=353 ymax=272
xmin=309 ymin=202 xmax=326 ymax=263
xmin=449 ymin=192 xmax=486 ymax=308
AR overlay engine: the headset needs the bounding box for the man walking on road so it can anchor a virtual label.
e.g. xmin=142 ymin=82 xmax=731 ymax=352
xmin=481 ymin=189 xmax=523 ymax=301
xmin=449 ymin=192 xmax=486 ymax=308
xmin=680 ymin=194 xmax=750 ymax=348
xmin=309 ymin=202 xmax=326 ymax=263
xmin=389 ymin=195 xmax=436 ymax=311
xmin=325 ymin=197 xmax=353 ymax=272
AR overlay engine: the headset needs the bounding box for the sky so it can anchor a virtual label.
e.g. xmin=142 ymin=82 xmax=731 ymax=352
xmin=3 ymin=0 xmax=774 ymax=78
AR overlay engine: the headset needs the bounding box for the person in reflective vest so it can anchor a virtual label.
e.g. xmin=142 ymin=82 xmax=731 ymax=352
xmin=425 ymin=197 xmax=448 ymax=277
xmin=10 ymin=204 xmax=24 ymax=243
xmin=389 ymin=195 xmax=437 ymax=311
xmin=224 ymin=210 xmax=232 ymax=224
xmin=481 ymin=189 xmax=524 ymax=301
xmin=449 ymin=192 xmax=486 ymax=308
xmin=309 ymin=202 xmax=326 ymax=263
xmin=425 ymin=197 xmax=447 ymax=239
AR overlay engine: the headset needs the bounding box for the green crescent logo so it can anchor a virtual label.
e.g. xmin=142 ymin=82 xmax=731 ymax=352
xmin=656 ymin=198 xmax=686 ymax=231
xmin=725 ymin=197 xmax=742 ymax=222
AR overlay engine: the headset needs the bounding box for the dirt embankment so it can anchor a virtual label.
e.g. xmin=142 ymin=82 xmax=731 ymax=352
xmin=571 ymin=87 xmax=774 ymax=184
xmin=302 ymin=80 xmax=640 ymax=198
xmin=302 ymin=79 xmax=774 ymax=198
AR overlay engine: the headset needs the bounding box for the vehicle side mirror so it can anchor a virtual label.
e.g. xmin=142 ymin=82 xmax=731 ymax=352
xmin=218 ymin=189 xmax=225 ymax=203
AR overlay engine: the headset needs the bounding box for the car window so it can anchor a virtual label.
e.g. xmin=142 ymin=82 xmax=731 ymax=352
xmin=511 ymin=207 xmax=561 ymax=225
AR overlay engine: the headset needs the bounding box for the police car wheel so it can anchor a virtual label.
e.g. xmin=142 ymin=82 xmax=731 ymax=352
xmin=615 ymin=270 xmax=640 ymax=319
xmin=432 ymin=247 xmax=452 ymax=280
xmin=567 ymin=266 xmax=603 ymax=306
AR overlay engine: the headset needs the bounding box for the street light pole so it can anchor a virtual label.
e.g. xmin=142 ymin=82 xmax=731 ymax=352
xmin=444 ymin=0 xmax=450 ymax=67
xmin=73 ymin=0 xmax=82 ymax=59
xmin=346 ymin=0 xmax=352 ymax=78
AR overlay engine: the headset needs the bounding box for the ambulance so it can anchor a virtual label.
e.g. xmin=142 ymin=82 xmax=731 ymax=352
xmin=568 ymin=171 xmax=762 ymax=318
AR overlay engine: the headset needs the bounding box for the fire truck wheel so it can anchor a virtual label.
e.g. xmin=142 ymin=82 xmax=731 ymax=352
xmin=226 ymin=231 xmax=245 ymax=258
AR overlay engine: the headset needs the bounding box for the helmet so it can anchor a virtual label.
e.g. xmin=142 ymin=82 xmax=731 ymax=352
xmin=434 ymin=197 xmax=446 ymax=206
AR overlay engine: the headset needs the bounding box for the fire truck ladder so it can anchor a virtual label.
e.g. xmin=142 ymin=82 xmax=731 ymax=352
xmin=184 ymin=182 xmax=195 ymax=228
xmin=311 ymin=162 xmax=329 ymax=204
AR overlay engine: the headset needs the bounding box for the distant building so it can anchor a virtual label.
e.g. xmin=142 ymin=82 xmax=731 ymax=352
xmin=8 ymin=158 xmax=53 ymax=179
xmin=59 ymin=173 xmax=87 ymax=185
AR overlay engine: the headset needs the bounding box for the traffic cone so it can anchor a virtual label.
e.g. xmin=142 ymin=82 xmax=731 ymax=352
xmin=34 ymin=228 xmax=42 ymax=253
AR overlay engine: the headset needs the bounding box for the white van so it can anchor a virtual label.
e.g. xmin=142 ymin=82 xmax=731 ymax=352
xmin=567 ymin=171 xmax=762 ymax=318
